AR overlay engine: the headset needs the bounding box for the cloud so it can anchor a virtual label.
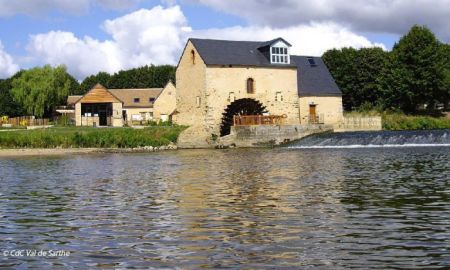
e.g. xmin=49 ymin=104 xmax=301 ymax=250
xmin=26 ymin=5 xmax=382 ymax=80
xmin=188 ymin=0 xmax=450 ymax=41
xmin=27 ymin=5 xmax=191 ymax=79
xmin=193 ymin=23 xmax=385 ymax=57
xmin=0 ymin=0 xmax=142 ymax=16
xmin=0 ymin=41 xmax=19 ymax=78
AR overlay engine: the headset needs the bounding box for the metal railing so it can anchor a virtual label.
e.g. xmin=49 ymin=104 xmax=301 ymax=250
xmin=233 ymin=115 xmax=286 ymax=126
xmin=308 ymin=114 xmax=324 ymax=124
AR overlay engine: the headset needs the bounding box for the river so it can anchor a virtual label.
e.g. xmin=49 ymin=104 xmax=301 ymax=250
xmin=1 ymin=134 xmax=450 ymax=269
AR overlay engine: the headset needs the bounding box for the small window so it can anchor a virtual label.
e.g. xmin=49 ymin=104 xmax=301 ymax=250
xmin=191 ymin=49 xmax=195 ymax=64
xmin=247 ymin=78 xmax=254 ymax=94
xmin=307 ymin=57 xmax=317 ymax=66
xmin=196 ymin=96 xmax=201 ymax=108
xmin=134 ymin=98 xmax=140 ymax=103
xmin=228 ymin=92 xmax=235 ymax=102
xmin=149 ymin=97 xmax=155 ymax=103
xmin=275 ymin=92 xmax=283 ymax=102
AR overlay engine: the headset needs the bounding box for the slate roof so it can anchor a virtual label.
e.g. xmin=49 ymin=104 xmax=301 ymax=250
xmin=189 ymin=38 xmax=341 ymax=96
xmin=189 ymin=38 xmax=297 ymax=68
xmin=291 ymin=56 xmax=341 ymax=96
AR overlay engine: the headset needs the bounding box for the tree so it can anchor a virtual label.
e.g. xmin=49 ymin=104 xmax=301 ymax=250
xmin=0 ymin=71 xmax=25 ymax=116
xmin=323 ymin=47 xmax=387 ymax=111
xmin=79 ymin=71 xmax=111 ymax=94
xmin=11 ymin=65 xmax=73 ymax=117
xmin=441 ymin=43 xmax=450 ymax=111
xmin=107 ymin=65 xmax=176 ymax=89
xmin=379 ymin=25 xmax=446 ymax=113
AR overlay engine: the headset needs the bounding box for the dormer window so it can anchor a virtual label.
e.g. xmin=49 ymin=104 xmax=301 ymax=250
xmin=271 ymin=46 xmax=289 ymax=64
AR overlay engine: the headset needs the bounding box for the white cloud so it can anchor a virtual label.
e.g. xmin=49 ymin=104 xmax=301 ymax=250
xmin=0 ymin=41 xmax=19 ymax=78
xmin=188 ymin=0 xmax=450 ymax=41
xmin=27 ymin=5 xmax=191 ymax=79
xmin=0 ymin=0 xmax=142 ymax=16
xmin=193 ymin=23 xmax=385 ymax=57
xmin=26 ymin=5 xmax=382 ymax=80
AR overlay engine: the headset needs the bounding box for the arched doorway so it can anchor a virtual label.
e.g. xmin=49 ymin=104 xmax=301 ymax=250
xmin=220 ymin=98 xmax=267 ymax=136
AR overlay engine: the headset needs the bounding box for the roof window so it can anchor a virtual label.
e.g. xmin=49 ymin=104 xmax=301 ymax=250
xmin=307 ymin=57 xmax=317 ymax=66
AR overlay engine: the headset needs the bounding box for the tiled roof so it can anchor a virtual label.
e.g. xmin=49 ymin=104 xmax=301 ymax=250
xmin=67 ymin=95 xmax=83 ymax=105
xmin=109 ymin=88 xmax=162 ymax=108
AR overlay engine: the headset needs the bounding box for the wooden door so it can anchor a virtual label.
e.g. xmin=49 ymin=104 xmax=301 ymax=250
xmin=309 ymin=105 xmax=317 ymax=123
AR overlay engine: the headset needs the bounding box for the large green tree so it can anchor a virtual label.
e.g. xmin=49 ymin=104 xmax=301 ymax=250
xmin=323 ymin=47 xmax=387 ymax=111
xmin=0 ymin=71 xmax=25 ymax=116
xmin=379 ymin=25 xmax=446 ymax=113
xmin=442 ymin=43 xmax=450 ymax=111
xmin=79 ymin=71 xmax=111 ymax=94
xmin=108 ymin=65 xmax=175 ymax=89
xmin=11 ymin=65 xmax=73 ymax=117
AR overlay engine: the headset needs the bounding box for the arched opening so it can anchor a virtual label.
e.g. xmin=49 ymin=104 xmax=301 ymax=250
xmin=246 ymin=78 xmax=254 ymax=94
xmin=220 ymin=98 xmax=267 ymax=136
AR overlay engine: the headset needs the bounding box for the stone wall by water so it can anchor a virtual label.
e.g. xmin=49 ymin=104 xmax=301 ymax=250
xmin=334 ymin=116 xmax=382 ymax=132
xmin=218 ymin=124 xmax=332 ymax=147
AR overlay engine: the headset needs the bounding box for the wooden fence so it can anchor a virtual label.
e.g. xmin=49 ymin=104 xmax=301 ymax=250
xmin=233 ymin=115 xmax=286 ymax=126
xmin=2 ymin=116 xmax=50 ymax=127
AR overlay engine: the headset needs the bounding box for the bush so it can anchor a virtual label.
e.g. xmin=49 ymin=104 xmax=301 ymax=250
xmin=0 ymin=126 xmax=187 ymax=148
xmin=382 ymin=112 xmax=450 ymax=130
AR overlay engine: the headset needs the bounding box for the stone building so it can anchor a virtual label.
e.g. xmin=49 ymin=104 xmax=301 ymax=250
xmin=66 ymin=82 xmax=176 ymax=127
xmin=175 ymin=37 xmax=343 ymax=142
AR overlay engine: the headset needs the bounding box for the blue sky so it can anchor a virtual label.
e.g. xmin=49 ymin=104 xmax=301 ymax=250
xmin=0 ymin=0 xmax=447 ymax=80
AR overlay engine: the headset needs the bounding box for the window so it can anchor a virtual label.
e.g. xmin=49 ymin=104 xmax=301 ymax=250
xmin=271 ymin=46 xmax=289 ymax=64
xmin=247 ymin=78 xmax=254 ymax=94
xmin=228 ymin=92 xmax=235 ymax=102
xmin=307 ymin=57 xmax=317 ymax=66
xmin=191 ymin=49 xmax=195 ymax=64
xmin=134 ymin=98 xmax=140 ymax=103
xmin=196 ymin=96 xmax=201 ymax=108
xmin=275 ymin=92 xmax=283 ymax=102
xmin=149 ymin=97 xmax=155 ymax=103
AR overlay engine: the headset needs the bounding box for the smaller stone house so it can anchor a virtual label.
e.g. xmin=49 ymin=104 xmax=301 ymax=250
xmin=67 ymin=82 xmax=176 ymax=127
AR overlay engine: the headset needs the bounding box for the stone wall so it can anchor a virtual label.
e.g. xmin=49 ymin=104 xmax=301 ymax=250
xmin=218 ymin=124 xmax=332 ymax=148
xmin=205 ymin=66 xmax=300 ymax=135
xmin=175 ymin=41 xmax=207 ymax=127
xmin=333 ymin=116 xmax=382 ymax=132
xmin=298 ymin=96 xmax=343 ymax=125
xmin=154 ymin=82 xmax=177 ymax=121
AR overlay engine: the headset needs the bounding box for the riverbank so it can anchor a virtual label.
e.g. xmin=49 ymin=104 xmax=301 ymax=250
xmin=345 ymin=111 xmax=450 ymax=130
xmin=0 ymin=144 xmax=179 ymax=157
xmin=0 ymin=126 xmax=186 ymax=149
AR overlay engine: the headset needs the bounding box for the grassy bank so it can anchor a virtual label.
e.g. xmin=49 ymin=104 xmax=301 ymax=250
xmin=345 ymin=110 xmax=450 ymax=130
xmin=0 ymin=126 xmax=187 ymax=148
xmin=382 ymin=113 xmax=450 ymax=130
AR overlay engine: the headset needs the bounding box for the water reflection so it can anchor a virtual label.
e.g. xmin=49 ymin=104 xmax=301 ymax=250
xmin=0 ymin=147 xmax=449 ymax=269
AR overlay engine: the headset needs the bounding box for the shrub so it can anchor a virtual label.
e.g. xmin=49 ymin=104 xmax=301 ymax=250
xmin=0 ymin=126 xmax=187 ymax=148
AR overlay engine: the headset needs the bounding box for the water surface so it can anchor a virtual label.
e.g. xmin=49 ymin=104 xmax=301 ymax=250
xmin=1 ymin=147 xmax=449 ymax=269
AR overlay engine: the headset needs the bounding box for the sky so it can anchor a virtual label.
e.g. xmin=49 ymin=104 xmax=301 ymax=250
xmin=0 ymin=0 xmax=449 ymax=80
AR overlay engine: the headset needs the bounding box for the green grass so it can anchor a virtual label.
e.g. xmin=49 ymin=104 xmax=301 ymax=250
xmin=0 ymin=126 xmax=187 ymax=148
xmin=382 ymin=113 xmax=450 ymax=130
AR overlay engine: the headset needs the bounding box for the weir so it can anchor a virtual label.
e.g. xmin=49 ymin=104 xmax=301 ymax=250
xmin=286 ymin=129 xmax=450 ymax=149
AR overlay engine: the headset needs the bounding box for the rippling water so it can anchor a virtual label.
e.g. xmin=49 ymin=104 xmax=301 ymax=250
xmin=1 ymin=147 xmax=449 ymax=269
